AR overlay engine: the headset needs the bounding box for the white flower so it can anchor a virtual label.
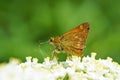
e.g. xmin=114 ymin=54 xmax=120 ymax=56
xmin=0 ymin=52 xmax=120 ymax=80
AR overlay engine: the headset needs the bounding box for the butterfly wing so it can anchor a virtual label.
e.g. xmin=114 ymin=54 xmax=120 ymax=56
xmin=60 ymin=23 xmax=89 ymax=55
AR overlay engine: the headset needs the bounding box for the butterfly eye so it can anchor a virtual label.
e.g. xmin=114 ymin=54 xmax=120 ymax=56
xmin=49 ymin=37 xmax=54 ymax=42
xmin=49 ymin=39 xmax=52 ymax=42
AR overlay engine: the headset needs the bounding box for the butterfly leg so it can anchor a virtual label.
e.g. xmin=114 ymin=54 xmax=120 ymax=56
xmin=51 ymin=49 xmax=58 ymax=61
xmin=67 ymin=53 xmax=72 ymax=60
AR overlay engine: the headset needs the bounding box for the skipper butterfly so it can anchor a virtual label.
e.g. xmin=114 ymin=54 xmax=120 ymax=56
xmin=50 ymin=23 xmax=90 ymax=57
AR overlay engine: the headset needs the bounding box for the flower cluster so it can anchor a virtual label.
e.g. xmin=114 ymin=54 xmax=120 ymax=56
xmin=0 ymin=53 xmax=120 ymax=80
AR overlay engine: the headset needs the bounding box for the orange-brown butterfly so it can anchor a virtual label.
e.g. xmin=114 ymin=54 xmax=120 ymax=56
xmin=50 ymin=22 xmax=90 ymax=58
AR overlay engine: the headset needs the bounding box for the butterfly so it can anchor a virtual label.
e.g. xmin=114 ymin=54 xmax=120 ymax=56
xmin=50 ymin=23 xmax=90 ymax=58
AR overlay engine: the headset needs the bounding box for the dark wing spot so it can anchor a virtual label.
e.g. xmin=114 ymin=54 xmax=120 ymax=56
xmin=87 ymin=26 xmax=90 ymax=30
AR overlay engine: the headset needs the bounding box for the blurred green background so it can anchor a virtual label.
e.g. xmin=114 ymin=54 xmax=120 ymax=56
xmin=0 ymin=0 xmax=120 ymax=63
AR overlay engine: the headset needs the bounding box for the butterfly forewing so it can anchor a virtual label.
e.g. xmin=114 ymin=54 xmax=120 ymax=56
xmin=60 ymin=23 xmax=89 ymax=50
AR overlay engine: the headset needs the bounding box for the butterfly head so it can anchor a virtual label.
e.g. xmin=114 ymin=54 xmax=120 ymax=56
xmin=49 ymin=37 xmax=60 ymax=45
xmin=49 ymin=37 xmax=54 ymax=42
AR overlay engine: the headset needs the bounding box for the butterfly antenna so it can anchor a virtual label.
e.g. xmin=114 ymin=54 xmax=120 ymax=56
xmin=39 ymin=40 xmax=49 ymax=45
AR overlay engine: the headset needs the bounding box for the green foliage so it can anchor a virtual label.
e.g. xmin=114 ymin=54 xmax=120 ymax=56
xmin=63 ymin=73 xmax=69 ymax=80
xmin=0 ymin=0 xmax=120 ymax=63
